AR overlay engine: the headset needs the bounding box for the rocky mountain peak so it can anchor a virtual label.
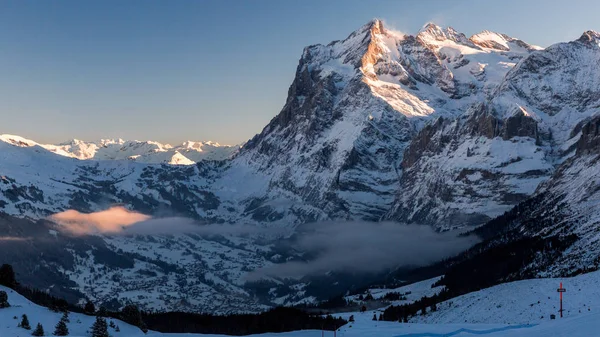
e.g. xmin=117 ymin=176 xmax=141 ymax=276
xmin=367 ymin=18 xmax=385 ymax=35
xmin=418 ymin=22 xmax=445 ymax=39
xmin=416 ymin=23 xmax=471 ymax=46
xmin=469 ymin=30 xmax=539 ymax=51
xmin=577 ymin=30 xmax=600 ymax=46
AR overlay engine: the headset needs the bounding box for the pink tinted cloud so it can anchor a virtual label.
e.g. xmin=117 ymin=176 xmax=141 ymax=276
xmin=49 ymin=206 xmax=151 ymax=235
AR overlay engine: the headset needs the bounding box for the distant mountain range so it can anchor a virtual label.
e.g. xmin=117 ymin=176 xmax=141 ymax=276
xmin=0 ymin=134 xmax=239 ymax=165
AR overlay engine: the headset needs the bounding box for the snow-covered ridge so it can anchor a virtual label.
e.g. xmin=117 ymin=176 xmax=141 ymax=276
xmin=0 ymin=134 xmax=239 ymax=165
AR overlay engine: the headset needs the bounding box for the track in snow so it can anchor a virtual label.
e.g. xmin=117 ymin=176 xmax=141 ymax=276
xmin=393 ymin=324 xmax=536 ymax=337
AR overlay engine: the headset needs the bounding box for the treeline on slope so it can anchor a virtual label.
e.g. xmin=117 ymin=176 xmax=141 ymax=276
xmin=142 ymin=308 xmax=345 ymax=335
xmin=382 ymin=189 xmax=579 ymax=322
xmin=302 ymin=194 xmax=576 ymax=320
xmin=0 ymin=264 xmax=79 ymax=313
xmin=0 ymin=264 xmax=345 ymax=335
xmin=383 ymin=234 xmax=577 ymax=321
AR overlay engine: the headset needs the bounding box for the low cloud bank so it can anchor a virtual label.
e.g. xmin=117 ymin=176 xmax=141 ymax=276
xmin=49 ymin=208 xmax=478 ymax=279
xmin=48 ymin=207 xmax=283 ymax=237
xmin=0 ymin=236 xmax=30 ymax=241
xmin=248 ymin=221 xmax=479 ymax=280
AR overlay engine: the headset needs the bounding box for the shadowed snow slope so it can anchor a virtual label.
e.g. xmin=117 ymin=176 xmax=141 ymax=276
xmin=412 ymin=269 xmax=600 ymax=325
xmin=3 ymin=282 xmax=600 ymax=337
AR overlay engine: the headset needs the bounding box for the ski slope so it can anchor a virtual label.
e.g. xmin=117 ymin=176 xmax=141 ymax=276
xmin=412 ymin=270 xmax=600 ymax=325
xmin=4 ymin=270 xmax=600 ymax=337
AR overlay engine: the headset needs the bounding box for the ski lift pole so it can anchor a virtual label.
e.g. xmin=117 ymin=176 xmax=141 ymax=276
xmin=557 ymin=282 xmax=566 ymax=318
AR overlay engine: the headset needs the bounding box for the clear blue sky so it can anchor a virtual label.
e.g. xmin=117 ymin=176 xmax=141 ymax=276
xmin=1 ymin=0 xmax=598 ymax=145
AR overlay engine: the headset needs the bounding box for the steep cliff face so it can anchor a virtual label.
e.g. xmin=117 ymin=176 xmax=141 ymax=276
xmin=386 ymin=103 xmax=550 ymax=229
xmin=222 ymin=20 xmax=541 ymax=225
xmin=227 ymin=20 xmax=417 ymax=223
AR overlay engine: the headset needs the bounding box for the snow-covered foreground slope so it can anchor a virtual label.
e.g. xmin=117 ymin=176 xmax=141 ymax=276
xmin=0 ymin=285 xmax=147 ymax=337
xmin=3 ymin=282 xmax=600 ymax=337
xmin=335 ymin=311 xmax=600 ymax=337
xmin=413 ymin=269 xmax=600 ymax=325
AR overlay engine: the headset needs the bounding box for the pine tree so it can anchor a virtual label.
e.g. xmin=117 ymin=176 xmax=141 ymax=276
xmin=120 ymin=304 xmax=145 ymax=329
xmin=97 ymin=307 xmax=108 ymax=317
xmin=0 ymin=264 xmax=17 ymax=289
xmin=0 ymin=290 xmax=9 ymax=308
xmin=91 ymin=316 xmax=109 ymax=337
xmin=20 ymin=314 xmax=31 ymax=330
xmin=53 ymin=316 xmax=69 ymax=336
xmin=372 ymin=314 xmax=377 ymax=321
xmin=32 ymin=323 xmax=45 ymax=336
xmin=84 ymin=301 xmax=95 ymax=315
xmin=62 ymin=312 xmax=70 ymax=323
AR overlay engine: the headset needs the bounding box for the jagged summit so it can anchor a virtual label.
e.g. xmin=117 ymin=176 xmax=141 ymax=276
xmin=577 ymin=30 xmax=600 ymax=45
xmin=369 ymin=18 xmax=385 ymax=35
xmin=417 ymin=22 xmax=451 ymax=40
xmin=415 ymin=22 xmax=473 ymax=47
xmin=469 ymin=30 xmax=541 ymax=51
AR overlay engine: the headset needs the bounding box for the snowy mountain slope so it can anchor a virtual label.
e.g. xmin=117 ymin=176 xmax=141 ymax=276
xmin=67 ymin=232 xmax=275 ymax=313
xmin=412 ymin=269 xmax=600 ymax=324
xmin=0 ymin=214 xmax=283 ymax=314
xmin=0 ymin=140 xmax=231 ymax=220
xmin=0 ymin=134 xmax=237 ymax=165
xmin=334 ymin=307 xmax=600 ymax=337
xmin=491 ymin=30 xmax=600 ymax=143
xmin=5 ymin=282 xmax=600 ymax=337
xmin=386 ymin=29 xmax=600 ymax=229
xmin=472 ymin=115 xmax=600 ymax=276
xmin=0 ymin=285 xmax=149 ymax=336
xmin=385 ymin=104 xmax=552 ymax=229
xmin=345 ymin=276 xmax=444 ymax=307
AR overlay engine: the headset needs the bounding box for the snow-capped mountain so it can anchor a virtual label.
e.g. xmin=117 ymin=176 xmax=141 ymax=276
xmin=222 ymin=19 xmax=542 ymax=225
xmin=1 ymin=19 xmax=600 ymax=314
xmin=0 ymin=134 xmax=238 ymax=165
